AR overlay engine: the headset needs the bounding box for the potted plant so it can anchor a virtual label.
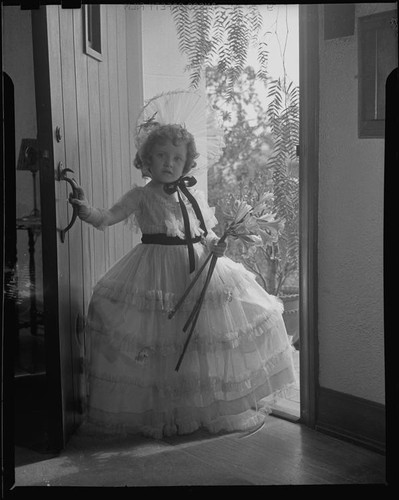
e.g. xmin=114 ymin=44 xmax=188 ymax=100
xmin=207 ymin=69 xmax=300 ymax=347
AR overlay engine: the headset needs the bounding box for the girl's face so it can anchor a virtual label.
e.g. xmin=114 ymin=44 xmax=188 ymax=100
xmin=147 ymin=139 xmax=187 ymax=185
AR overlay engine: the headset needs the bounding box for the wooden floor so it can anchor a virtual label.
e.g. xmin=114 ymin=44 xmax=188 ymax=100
xmin=14 ymin=415 xmax=386 ymax=487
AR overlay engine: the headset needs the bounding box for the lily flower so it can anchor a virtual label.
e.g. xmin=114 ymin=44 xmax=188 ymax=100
xmin=237 ymin=234 xmax=263 ymax=246
xmin=257 ymin=215 xmax=285 ymax=232
xmin=170 ymin=191 xmax=282 ymax=372
xmin=252 ymin=193 xmax=274 ymax=214
xmin=228 ymin=200 xmax=253 ymax=226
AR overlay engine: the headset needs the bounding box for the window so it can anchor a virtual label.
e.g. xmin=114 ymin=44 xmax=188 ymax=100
xmin=84 ymin=4 xmax=102 ymax=61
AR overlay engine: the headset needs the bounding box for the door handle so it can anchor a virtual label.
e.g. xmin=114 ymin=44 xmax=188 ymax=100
xmin=59 ymin=167 xmax=79 ymax=243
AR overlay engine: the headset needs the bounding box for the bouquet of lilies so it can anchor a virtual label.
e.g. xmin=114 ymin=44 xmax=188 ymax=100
xmin=169 ymin=193 xmax=285 ymax=371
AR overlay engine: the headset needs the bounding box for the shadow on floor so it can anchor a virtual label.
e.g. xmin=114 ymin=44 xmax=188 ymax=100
xmin=14 ymin=415 xmax=386 ymax=487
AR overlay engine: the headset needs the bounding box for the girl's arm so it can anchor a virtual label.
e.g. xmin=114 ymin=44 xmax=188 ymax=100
xmin=69 ymin=185 xmax=132 ymax=229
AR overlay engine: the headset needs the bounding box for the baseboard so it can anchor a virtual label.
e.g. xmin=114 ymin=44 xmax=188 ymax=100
xmin=316 ymin=386 xmax=386 ymax=455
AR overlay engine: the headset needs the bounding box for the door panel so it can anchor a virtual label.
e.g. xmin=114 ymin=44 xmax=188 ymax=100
xmin=32 ymin=5 xmax=84 ymax=449
xmin=87 ymin=57 xmax=107 ymax=280
xmin=30 ymin=3 xmax=144 ymax=449
xmin=58 ymin=6 xmax=85 ymax=422
xmin=71 ymin=8 xmax=94 ymax=306
xmin=116 ymin=7 xmax=132 ymax=256
xmin=43 ymin=4 xmax=79 ymax=444
xmin=105 ymin=6 xmax=125 ymax=262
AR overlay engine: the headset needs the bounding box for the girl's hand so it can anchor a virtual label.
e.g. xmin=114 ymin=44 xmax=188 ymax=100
xmin=210 ymin=238 xmax=227 ymax=258
xmin=68 ymin=185 xmax=92 ymax=221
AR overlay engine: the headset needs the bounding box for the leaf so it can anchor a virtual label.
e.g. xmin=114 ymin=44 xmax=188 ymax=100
xmin=171 ymin=5 xmax=270 ymax=93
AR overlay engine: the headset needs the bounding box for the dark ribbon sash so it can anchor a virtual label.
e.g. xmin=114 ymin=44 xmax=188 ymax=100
xmin=141 ymin=234 xmax=201 ymax=245
xmin=163 ymin=176 xmax=208 ymax=273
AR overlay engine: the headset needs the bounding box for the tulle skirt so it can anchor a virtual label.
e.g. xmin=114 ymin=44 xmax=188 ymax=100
xmin=84 ymin=241 xmax=297 ymax=439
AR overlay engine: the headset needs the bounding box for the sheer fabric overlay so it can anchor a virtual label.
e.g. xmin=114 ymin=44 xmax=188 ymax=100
xmin=83 ymin=184 xmax=297 ymax=439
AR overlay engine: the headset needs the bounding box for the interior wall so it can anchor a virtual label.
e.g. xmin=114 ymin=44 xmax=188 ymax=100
xmin=3 ymin=7 xmax=37 ymax=217
xmin=318 ymin=2 xmax=396 ymax=404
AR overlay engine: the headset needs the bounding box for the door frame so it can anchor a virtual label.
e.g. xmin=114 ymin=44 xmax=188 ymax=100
xmin=298 ymin=4 xmax=319 ymax=428
xmin=1 ymin=71 xmax=17 ymax=495
xmin=31 ymin=7 xmax=65 ymax=452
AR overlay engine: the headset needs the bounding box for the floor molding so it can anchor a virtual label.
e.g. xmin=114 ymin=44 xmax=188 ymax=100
xmin=316 ymin=386 xmax=385 ymax=455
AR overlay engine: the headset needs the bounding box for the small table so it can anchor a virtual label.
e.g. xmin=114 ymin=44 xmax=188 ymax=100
xmin=16 ymin=215 xmax=42 ymax=336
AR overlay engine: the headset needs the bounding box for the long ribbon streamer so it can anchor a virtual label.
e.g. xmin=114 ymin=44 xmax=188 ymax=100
xmin=164 ymin=176 xmax=208 ymax=273
xmin=174 ymin=232 xmax=228 ymax=371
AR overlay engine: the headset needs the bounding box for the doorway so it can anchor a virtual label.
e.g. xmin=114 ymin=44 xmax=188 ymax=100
xmin=2 ymin=6 xmax=50 ymax=463
xmin=3 ymin=7 xmax=320 ymax=488
xmin=206 ymin=4 xmax=301 ymax=421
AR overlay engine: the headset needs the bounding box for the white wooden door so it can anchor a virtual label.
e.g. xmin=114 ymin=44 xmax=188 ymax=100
xmin=32 ymin=5 xmax=84 ymax=450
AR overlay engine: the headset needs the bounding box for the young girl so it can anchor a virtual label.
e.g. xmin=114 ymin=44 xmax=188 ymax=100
xmin=70 ymin=91 xmax=296 ymax=439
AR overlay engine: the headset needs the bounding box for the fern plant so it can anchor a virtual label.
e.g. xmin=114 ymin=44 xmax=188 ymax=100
xmin=171 ymin=4 xmax=300 ymax=296
xmin=170 ymin=4 xmax=268 ymax=99
xmin=265 ymin=78 xmax=299 ymax=295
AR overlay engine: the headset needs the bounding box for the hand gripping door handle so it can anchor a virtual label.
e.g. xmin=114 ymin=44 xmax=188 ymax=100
xmin=59 ymin=167 xmax=79 ymax=243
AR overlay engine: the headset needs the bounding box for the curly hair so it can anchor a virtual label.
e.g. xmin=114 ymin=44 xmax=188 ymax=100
xmin=134 ymin=124 xmax=199 ymax=178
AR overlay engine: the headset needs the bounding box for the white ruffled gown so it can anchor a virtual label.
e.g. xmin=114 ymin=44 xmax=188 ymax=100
xmin=84 ymin=183 xmax=297 ymax=438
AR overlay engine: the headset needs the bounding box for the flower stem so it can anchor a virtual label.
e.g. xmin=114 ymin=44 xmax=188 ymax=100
xmin=168 ymin=231 xmax=228 ymax=320
xmin=182 ymin=254 xmax=217 ymax=332
xmin=175 ymin=255 xmax=218 ymax=371
xmin=168 ymin=252 xmax=213 ymax=319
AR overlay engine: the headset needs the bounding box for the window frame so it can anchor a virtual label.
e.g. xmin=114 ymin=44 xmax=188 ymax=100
xmin=84 ymin=4 xmax=103 ymax=62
